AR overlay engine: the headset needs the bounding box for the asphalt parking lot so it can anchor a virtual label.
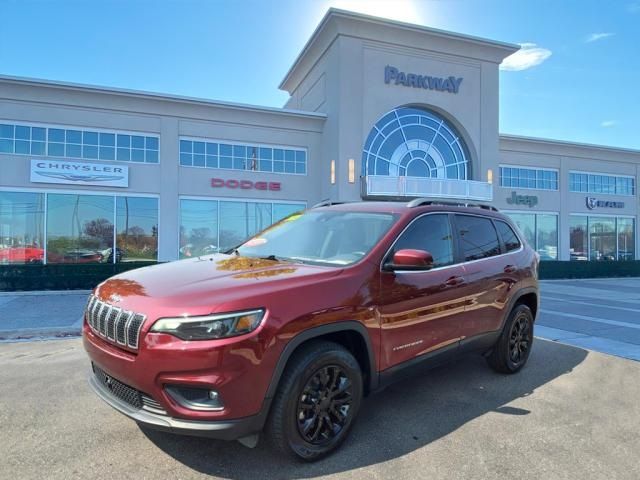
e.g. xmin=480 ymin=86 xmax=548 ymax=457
xmin=1 ymin=337 xmax=639 ymax=479
xmin=1 ymin=279 xmax=640 ymax=479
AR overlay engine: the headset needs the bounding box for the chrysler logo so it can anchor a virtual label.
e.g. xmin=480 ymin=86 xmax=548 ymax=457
xmin=35 ymin=171 xmax=125 ymax=183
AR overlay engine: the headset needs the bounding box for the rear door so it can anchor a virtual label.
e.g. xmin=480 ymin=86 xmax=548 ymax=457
xmin=452 ymin=214 xmax=514 ymax=339
xmin=378 ymin=213 xmax=467 ymax=370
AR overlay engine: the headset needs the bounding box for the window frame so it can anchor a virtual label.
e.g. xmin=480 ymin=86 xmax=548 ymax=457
xmin=499 ymin=165 xmax=559 ymax=191
xmin=179 ymin=136 xmax=308 ymax=176
xmin=568 ymin=170 xmax=636 ymax=196
xmin=0 ymin=119 xmax=160 ymax=165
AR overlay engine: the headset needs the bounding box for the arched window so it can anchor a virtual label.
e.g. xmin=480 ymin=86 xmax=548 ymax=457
xmin=362 ymin=107 xmax=469 ymax=180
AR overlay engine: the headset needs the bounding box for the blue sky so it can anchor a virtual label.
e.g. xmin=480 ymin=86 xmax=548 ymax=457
xmin=1 ymin=0 xmax=638 ymax=149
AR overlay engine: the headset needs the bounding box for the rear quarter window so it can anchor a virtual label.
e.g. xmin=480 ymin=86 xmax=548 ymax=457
xmin=495 ymin=220 xmax=522 ymax=252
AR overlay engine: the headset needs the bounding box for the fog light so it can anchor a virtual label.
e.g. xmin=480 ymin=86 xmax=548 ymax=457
xmin=165 ymin=385 xmax=224 ymax=411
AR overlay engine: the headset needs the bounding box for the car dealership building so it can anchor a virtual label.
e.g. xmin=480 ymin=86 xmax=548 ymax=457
xmin=1 ymin=9 xmax=638 ymax=265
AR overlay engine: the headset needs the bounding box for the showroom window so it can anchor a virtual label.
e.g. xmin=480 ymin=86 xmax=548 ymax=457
xmin=179 ymin=138 xmax=307 ymax=175
xmin=0 ymin=191 xmax=158 ymax=264
xmin=499 ymin=166 xmax=558 ymax=190
xmin=569 ymin=172 xmax=635 ymax=196
xmin=504 ymin=212 xmax=558 ymax=260
xmin=116 ymin=197 xmax=158 ymax=261
xmin=179 ymin=199 xmax=306 ymax=258
xmin=570 ymin=215 xmax=635 ymax=261
xmin=0 ymin=192 xmax=45 ymax=264
xmin=0 ymin=122 xmax=159 ymax=163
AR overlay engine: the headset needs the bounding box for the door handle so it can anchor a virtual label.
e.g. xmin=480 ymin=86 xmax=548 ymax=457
xmin=504 ymin=265 xmax=517 ymax=274
xmin=444 ymin=276 xmax=464 ymax=286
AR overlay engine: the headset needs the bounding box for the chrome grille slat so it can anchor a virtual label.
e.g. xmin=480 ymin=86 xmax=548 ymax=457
xmin=85 ymin=297 xmax=146 ymax=351
xmin=106 ymin=307 xmax=119 ymax=340
xmin=127 ymin=313 xmax=146 ymax=348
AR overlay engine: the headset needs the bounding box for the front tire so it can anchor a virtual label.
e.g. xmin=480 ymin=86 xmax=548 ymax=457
xmin=266 ymin=341 xmax=363 ymax=461
xmin=487 ymin=303 xmax=534 ymax=374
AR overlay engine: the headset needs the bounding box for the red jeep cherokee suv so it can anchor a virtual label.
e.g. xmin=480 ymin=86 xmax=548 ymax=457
xmin=84 ymin=199 xmax=539 ymax=460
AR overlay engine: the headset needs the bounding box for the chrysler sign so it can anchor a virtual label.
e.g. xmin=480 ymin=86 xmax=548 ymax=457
xmin=384 ymin=66 xmax=463 ymax=94
xmin=30 ymin=160 xmax=129 ymax=187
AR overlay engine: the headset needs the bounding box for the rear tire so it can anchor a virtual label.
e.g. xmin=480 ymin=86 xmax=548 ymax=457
xmin=265 ymin=340 xmax=363 ymax=461
xmin=487 ymin=303 xmax=534 ymax=374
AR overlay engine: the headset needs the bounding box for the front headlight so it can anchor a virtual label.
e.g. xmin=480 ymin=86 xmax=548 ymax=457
xmin=150 ymin=309 xmax=265 ymax=340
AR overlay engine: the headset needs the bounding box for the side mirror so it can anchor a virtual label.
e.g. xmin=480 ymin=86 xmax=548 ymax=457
xmin=386 ymin=249 xmax=434 ymax=271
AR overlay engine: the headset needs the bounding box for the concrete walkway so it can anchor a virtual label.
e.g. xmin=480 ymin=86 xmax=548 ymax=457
xmin=0 ymin=290 xmax=90 ymax=340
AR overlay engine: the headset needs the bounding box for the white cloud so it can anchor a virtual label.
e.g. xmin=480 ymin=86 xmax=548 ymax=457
xmin=601 ymin=120 xmax=617 ymax=128
xmin=500 ymin=43 xmax=552 ymax=71
xmin=586 ymin=32 xmax=615 ymax=43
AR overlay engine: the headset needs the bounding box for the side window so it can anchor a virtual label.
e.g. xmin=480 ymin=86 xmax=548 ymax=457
xmin=455 ymin=215 xmax=501 ymax=261
xmin=495 ymin=220 xmax=521 ymax=252
xmin=390 ymin=214 xmax=454 ymax=267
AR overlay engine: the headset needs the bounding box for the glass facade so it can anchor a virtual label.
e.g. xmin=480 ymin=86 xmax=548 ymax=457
xmin=0 ymin=122 xmax=159 ymax=163
xmin=570 ymin=215 xmax=635 ymax=261
xmin=569 ymin=172 xmax=635 ymax=196
xmin=179 ymin=199 xmax=305 ymax=258
xmin=505 ymin=212 xmax=558 ymax=260
xmin=179 ymin=139 xmax=306 ymax=174
xmin=499 ymin=166 xmax=558 ymax=190
xmin=362 ymin=107 xmax=468 ymax=179
xmin=0 ymin=191 xmax=157 ymax=264
xmin=0 ymin=192 xmax=45 ymax=264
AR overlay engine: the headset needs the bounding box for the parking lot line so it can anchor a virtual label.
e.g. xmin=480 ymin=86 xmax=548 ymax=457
xmin=543 ymin=296 xmax=640 ymax=314
xmin=540 ymin=308 xmax=640 ymax=330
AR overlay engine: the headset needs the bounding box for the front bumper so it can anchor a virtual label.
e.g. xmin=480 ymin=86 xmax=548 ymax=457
xmin=88 ymin=372 xmax=265 ymax=440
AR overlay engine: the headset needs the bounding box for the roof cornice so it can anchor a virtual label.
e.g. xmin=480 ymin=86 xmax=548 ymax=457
xmin=0 ymin=74 xmax=327 ymax=120
xmin=279 ymin=8 xmax=519 ymax=93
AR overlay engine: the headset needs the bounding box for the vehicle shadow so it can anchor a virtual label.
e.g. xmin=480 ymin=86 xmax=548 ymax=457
xmin=140 ymin=338 xmax=587 ymax=479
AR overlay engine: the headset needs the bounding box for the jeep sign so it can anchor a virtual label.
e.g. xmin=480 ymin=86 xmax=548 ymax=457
xmin=506 ymin=191 xmax=538 ymax=208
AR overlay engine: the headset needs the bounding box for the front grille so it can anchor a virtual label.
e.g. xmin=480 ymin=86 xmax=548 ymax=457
xmin=93 ymin=365 xmax=142 ymax=409
xmin=92 ymin=365 xmax=167 ymax=415
xmin=86 ymin=295 xmax=146 ymax=350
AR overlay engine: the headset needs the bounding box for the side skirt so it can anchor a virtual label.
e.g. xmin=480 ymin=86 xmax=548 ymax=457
xmin=375 ymin=330 xmax=501 ymax=391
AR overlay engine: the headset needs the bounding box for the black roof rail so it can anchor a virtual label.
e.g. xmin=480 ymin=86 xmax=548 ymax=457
xmin=406 ymin=198 xmax=499 ymax=212
xmin=310 ymin=199 xmax=354 ymax=209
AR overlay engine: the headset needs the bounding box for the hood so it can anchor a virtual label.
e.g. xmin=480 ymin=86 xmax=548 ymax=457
xmin=95 ymin=254 xmax=343 ymax=317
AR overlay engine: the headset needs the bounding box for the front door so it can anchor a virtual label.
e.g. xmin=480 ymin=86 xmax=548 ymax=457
xmin=377 ymin=213 xmax=467 ymax=370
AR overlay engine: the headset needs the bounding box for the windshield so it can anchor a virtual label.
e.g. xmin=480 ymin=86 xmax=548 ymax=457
xmin=235 ymin=210 xmax=398 ymax=266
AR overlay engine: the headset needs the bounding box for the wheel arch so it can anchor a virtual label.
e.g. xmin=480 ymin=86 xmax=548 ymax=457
xmin=501 ymin=287 xmax=539 ymax=331
xmin=263 ymin=322 xmax=378 ymax=405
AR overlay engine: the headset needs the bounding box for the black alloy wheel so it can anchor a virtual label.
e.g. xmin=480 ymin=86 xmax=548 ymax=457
xmin=509 ymin=313 xmax=532 ymax=365
xmin=266 ymin=341 xmax=363 ymax=461
xmin=296 ymin=365 xmax=353 ymax=445
xmin=487 ymin=303 xmax=534 ymax=373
